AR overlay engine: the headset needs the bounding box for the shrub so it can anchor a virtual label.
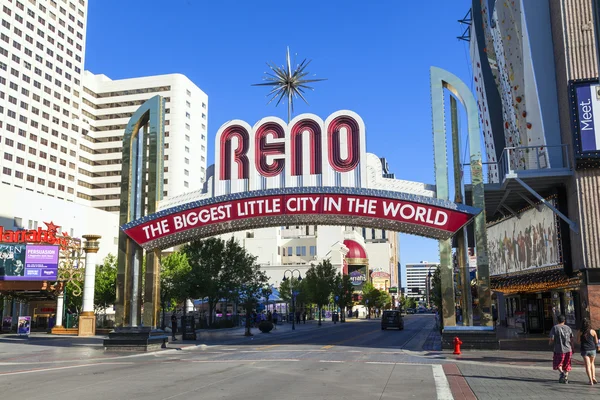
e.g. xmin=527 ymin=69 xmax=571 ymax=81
xmin=258 ymin=321 xmax=273 ymax=333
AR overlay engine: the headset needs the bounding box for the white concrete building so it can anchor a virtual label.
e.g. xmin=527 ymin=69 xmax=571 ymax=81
xmin=0 ymin=0 xmax=88 ymax=203
xmin=81 ymin=72 xmax=208 ymax=211
xmin=405 ymin=262 xmax=439 ymax=299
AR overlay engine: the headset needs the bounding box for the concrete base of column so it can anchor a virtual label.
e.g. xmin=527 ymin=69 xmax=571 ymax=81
xmin=78 ymin=312 xmax=96 ymax=336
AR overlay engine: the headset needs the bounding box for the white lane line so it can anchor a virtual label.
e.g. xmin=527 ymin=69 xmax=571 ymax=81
xmin=0 ymin=362 xmax=134 ymax=376
xmin=432 ymin=364 xmax=454 ymax=400
xmin=191 ymin=359 xmax=300 ymax=363
xmin=366 ymin=361 xmax=395 ymax=365
xmin=319 ymin=360 xmax=344 ymax=363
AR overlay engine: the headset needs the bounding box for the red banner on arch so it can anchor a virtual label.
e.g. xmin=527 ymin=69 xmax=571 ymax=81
xmin=123 ymin=193 xmax=475 ymax=247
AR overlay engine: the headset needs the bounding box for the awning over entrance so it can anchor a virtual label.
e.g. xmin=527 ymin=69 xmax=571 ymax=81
xmin=491 ymin=266 xmax=582 ymax=295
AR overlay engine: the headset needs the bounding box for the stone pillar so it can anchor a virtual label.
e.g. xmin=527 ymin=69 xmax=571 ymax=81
xmin=78 ymin=234 xmax=101 ymax=336
xmin=55 ymin=292 xmax=64 ymax=328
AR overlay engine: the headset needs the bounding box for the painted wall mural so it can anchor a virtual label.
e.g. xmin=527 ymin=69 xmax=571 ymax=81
xmin=487 ymin=204 xmax=560 ymax=276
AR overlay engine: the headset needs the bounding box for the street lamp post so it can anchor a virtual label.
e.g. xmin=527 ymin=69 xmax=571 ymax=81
xmin=426 ymin=266 xmax=436 ymax=308
xmin=282 ymin=269 xmax=302 ymax=331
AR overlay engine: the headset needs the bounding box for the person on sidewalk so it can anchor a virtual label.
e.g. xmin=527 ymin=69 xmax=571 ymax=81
xmin=272 ymin=310 xmax=278 ymax=329
xmin=171 ymin=313 xmax=178 ymax=341
xmin=302 ymin=311 xmax=306 ymax=324
xmin=578 ymin=318 xmax=598 ymax=385
xmin=549 ymin=314 xmax=574 ymax=384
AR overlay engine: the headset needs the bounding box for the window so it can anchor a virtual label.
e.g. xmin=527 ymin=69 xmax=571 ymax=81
xmin=184 ymin=158 xmax=189 ymax=164
xmin=310 ymin=246 xmax=317 ymax=256
xmin=185 ymin=135 xmax=190 ymax=141
xmin=287 ymin=247 xmax=292 ymax=256
xmin=185 ymin=112 xmax=190 ymax=119
xmin=4 ymin=153 xmax=12 ymax=161
xmin=15 ymin=171 xmax=23 ymax=179
xmin=184 ymin=181 xmax=189 ymax=188
xmin=184 ymin=169 xmax=189 ymax=176
xmin=186 ymin=89 xmax=191 ymax=96
xmin=2 ymin=167 xmax=11 ymax=175
xmin=185 ymin=123 xmax=190 ymax=130
xmin=186 ymin=101 xmax=190 ymax=108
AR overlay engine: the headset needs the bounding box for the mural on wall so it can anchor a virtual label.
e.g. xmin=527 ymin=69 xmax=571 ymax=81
xmin=487 ymin=204 xmax=560 ymax=276
xmin=478 ymin=0 xmax=548 ymax=170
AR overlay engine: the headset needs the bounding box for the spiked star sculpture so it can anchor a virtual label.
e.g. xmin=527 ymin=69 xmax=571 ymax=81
xmin=253 ymin=47 xmax=326 ymax=122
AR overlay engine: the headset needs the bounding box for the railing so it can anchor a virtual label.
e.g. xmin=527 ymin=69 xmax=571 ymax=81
xmin=462 ymin=144 xmax=572 ymax=186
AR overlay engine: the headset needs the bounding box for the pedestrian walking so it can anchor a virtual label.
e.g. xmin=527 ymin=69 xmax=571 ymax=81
xmin=579 ymin=318 xmax=598 ymax=385
xmin=302 ymin=311 xmax=306 ymax=324
xmin=272 ymin=310 xmax=278 ymax=329
xmin=549 ymin=314 xmax=574 ymax=384
xmin=170 ymin=313 xmax=178 ymax=341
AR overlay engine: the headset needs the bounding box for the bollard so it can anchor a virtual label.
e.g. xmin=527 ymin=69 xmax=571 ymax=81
xmin=453 ymin=336 xmax=463 ymax=355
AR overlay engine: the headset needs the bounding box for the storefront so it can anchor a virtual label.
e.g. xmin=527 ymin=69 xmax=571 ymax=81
xmin=491 ymin=266 xmax=582 ymax=333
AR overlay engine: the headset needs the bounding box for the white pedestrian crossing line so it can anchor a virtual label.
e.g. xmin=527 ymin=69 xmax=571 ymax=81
xmin=432 ymin=364 xmax=453 ymax=400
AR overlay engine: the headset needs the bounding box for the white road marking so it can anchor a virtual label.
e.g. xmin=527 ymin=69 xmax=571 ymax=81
xmin=366 ymin=361 xmax=395 ymax=365
xmin=432 ymin=364 xmax=454 ymax=400
xmin=319 ymin=360 xmax=344 ymax=363
xmin=0 ymin=362 xmax=134 ymax=376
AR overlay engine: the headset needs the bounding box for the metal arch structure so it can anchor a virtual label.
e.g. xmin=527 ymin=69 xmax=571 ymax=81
xmin=115 ymin=95 xmax=165 ymax=329
xmin=430 ymin=66 xmax=492 ymax=328
xmin=113 ymin=101 xmax=485 ymax=337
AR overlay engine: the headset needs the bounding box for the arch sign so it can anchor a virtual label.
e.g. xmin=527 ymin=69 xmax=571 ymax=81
xmin=122 ymin=110 xmax=480 ymax=250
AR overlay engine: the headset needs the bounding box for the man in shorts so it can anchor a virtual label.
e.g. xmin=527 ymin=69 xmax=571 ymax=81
xmin=549 ymin=314 xmax=574 ymax=383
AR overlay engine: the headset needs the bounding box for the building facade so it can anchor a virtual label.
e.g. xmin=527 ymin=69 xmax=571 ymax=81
xmin=468 ymin=0 xmax=599 ymax=332
xmin=81 ymin=72 xmax=208 ymax=211
xmin=405 ymin=262 xmax=439 ymax=299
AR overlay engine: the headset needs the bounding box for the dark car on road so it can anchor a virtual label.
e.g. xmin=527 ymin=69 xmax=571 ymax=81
xmin=381 ymin=310 xmax=404 ymax=330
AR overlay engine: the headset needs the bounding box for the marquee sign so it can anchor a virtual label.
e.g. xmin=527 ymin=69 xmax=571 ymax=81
xmin=123 ymin=187 xmax=479 ymax=250
xmin=121 ymin=111 xmax=481 ymax=251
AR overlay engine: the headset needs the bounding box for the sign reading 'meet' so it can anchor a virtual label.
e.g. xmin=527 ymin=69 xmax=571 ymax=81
xmin=123 ymin=188 xmax=478 ymax=250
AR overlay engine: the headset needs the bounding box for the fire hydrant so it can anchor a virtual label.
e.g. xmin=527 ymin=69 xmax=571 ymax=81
xmin=453 ymin=337 xmax=463 ymax=355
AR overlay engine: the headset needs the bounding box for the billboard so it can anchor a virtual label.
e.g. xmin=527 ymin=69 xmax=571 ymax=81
xmin=348 ymin=264 xmax=368 ymax=291
xmin=571 ymin=79 xmax=600 ymax=162
xmin=487 ymin=204 xmax=560 ymax=276
xmin=0 ymin=244 xmax=59 ymax=281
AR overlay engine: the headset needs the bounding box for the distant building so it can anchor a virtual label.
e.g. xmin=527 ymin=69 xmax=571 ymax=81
xmin=405 ymin=262 xmax=439 ymax=299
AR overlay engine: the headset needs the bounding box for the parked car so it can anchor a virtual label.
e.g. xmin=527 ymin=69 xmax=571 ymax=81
xmin=381 ymin=310 xmax=404 ymax=330
xmin=406 ymin=308 xmax=416 ymax=314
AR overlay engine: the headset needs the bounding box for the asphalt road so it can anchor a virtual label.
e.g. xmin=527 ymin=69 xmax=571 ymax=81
xmin=0 ymin=315 xmax=451 ymax=400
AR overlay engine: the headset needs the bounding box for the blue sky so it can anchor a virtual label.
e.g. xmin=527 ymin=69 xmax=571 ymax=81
xmin=85 ymin=0 xmax=473 ymax=287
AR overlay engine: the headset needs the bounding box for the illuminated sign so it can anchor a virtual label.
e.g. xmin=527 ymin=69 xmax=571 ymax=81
xmin=0 ymin=244 xmax=59 ymax=281
xmin=0 ymin=221 xmax=70 ymax=249
xmin=123 ymin=189 xmax=476 ymax=249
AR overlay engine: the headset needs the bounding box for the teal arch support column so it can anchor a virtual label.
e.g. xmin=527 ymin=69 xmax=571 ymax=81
xmin=115 ymin=95 xmax=165 ymax=329
xmin=430 ymin=66 xmax=492 ymax=328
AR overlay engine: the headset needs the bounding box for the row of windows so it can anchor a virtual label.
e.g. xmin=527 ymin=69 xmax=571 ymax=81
xmin=2 ymin=166 xmax=72 ymax=192
xmin=282 ymin=246 xmax=317 ymax=257
xmin=2 ymin=135 xmax=76 ymax=164
xmin=83 ymin=85 xmax=171 ymax=99
xmin=0 ymin=97 xmax=80 ymax=134
xmin=2 ymin=121 xmax=77 ymax=144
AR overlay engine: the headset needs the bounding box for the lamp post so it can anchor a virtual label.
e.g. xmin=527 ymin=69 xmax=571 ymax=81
xmin=425 ymin=266 xmax=436 ymax=308
xmin=282 ymin=269 xmax=302 ymax=331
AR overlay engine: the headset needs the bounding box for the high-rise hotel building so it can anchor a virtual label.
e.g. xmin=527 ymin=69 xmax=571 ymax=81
xmin=0 ymin=0 xmax=88 ymax=202
xmin=81 ymin=72 xmax=208 ymax=211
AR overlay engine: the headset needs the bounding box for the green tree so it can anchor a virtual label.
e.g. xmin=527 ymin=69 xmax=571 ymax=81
xmin=160 ymin=251 xmax=190 ymax=328
xmin=304 ymin=259 xmax=337 ymax=326
xmin=94 ymin=254 xmax=117 ymax=313
xmin=430 ymin=266 xmax=442 ymax=311
xmin=239 ymin=265 xmax=268 ymax=336
xmin=333 ymin=273 xmax=354 ymax=322
xmin=360 ymin=282 xmax=375 ymax=317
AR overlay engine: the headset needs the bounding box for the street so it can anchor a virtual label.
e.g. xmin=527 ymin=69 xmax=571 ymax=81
xmin=2 ymin=315 xmax=600 ymax=399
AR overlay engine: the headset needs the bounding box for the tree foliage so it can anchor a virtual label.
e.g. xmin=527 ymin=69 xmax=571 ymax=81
xmin=304 ymin=259 xmax=337 ymax=325
xmin=160 ymin=251 xmax=190 ymax=312
xmin=181 ymin=237 xmax=266 ymax=326
xmin=333 ymin=273 xmax=354 ymax=316
xmin=94 ymin=253 xmax=117 ymax=313
xmin=361 ymin=283 xmax=392 ymax=315
xmin=430 ymin=266 xmax=442 ymax=312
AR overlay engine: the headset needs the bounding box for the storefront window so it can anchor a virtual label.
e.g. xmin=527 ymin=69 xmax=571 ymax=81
xmin=565 ymin=291 xmax=576 ymax=326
